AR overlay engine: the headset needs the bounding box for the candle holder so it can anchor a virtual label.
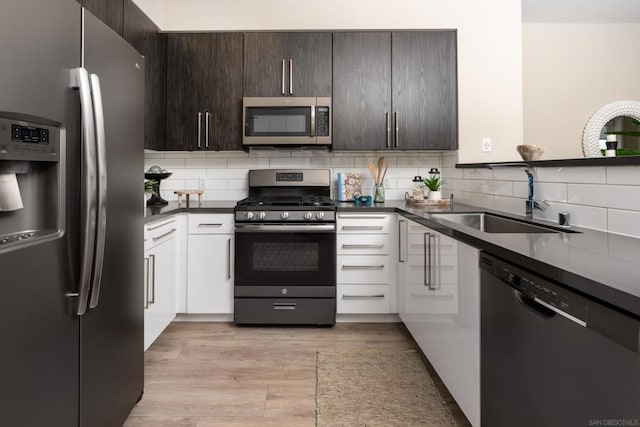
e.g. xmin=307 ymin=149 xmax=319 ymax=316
xmin=144 ymin=172 xmax=172 ymax=206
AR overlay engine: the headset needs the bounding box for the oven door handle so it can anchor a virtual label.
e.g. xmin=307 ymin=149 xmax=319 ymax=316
xmin=234 ymin=224 xmax=336 ymax=233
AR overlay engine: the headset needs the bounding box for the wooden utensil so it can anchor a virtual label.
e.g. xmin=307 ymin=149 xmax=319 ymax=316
xmin=368 ymin=162 xmax=378 ymax=183
xmin=380 ymin=165 xmax=388 ymax=185
xmin=377 ymin=157 xmax=385 ymax=184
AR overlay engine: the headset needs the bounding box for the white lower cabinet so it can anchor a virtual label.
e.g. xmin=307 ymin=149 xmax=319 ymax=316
xmin=186 ymin=214 xmax=234 ymax=314
xmin=336 ymin=213 xmax=396 ymax=314
xmin=399 ymin=218 xmax=480 ymax=427
xmin=144 ymin=217 xmax=178 ymax=350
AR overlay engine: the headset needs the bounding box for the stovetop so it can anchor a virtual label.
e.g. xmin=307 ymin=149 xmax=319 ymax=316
xmin=236 ymin=195 xmax=335 ymax=209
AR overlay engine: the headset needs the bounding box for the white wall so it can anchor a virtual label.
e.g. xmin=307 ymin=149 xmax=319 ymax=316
xmin=153 ymin=0 xmax=524 ymax=164
xmin=522 ymin=23 xmax=640 ymax=160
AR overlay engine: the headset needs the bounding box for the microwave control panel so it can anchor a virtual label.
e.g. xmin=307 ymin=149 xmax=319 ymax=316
xmin=0 ymin=117 xmax=59 ymax=162
xmin=315 ymin=106 xmax=330 ymax=137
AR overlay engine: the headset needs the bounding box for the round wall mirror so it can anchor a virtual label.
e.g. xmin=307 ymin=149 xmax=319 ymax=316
xmin=582 ymin=100 xmax=640 ymax=157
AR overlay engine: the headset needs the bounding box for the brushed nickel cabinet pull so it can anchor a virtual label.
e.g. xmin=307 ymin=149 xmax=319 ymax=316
xmin=152 ymin=228 xmax=176 ymax=241
xmin=342 ymin=265 xmax=385 ymax=270
xmin=146 ymin=219 xmax=176 ymax=232
xmin=341 ymin=244 xmax=384 ymax=249
xmin=197 ymin=112 xmax=202 ymax=148
xmin=341 ymin=225 xmax=384 ymax=231
xmin=342 ymin=294 xmax=385 ymax=299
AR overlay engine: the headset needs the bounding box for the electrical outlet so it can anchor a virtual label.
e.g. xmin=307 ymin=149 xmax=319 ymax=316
xmin=482 ymin=137 xmax=492 ymax=152
xmin=198 ymin=176 xmax=206 ymax=189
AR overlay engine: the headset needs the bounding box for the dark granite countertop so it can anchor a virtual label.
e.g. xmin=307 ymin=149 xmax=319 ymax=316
xmin=144 ymin=201 xmax=236 ymax=223
xmin=145 ymin=199 xmax=640 ymax=317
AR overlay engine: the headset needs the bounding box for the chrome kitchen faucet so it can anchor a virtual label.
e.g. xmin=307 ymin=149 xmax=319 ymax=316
xmin=524 ymin=169 xmax=549 ymax=219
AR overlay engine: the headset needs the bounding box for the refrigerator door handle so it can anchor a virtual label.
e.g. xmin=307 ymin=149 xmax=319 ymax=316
xmin=88 ymin=74 xmax=107 ymax=309
xmin=71 ymin=67 xmax=98 ymax=316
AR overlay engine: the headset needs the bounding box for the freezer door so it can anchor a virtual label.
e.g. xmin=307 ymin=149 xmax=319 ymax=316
xmin=0 ymin=1 xmax=82 ymax=426
xmin=79 ymin=9 xmax=145 ymax=427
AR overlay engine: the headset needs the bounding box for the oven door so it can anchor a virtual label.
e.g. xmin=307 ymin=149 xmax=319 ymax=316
xmin=234 ymin=223 xmax=336 ymax=287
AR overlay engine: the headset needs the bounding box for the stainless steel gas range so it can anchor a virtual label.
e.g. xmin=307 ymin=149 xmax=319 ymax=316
xmin=233 ymin=169 xmax=336 ymax=325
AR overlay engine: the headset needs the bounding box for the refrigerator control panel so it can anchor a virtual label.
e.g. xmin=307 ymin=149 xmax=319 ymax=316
xmin=0 ymin=117 xmax=59 ymax=162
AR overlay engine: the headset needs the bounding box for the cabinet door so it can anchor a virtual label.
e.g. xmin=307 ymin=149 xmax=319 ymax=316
xmin=144 ymin=235 xmax=177 ymax=351
xmin=392 ymin=31 xmax=458 ymax=150
xmin=80 ymin=0 xmax=124 ymax=35
xmin=332 ymin=32 xmax=391 ymax=150
xmin=244 ymin=32 xmax=332 ymax=97
xmin=166 ymin=33 xmax=244 ymax=151
xmin=122 ymin=0 xmax=166 ymax=150
xmin=187 ymin=234 xmax=234 ymax=313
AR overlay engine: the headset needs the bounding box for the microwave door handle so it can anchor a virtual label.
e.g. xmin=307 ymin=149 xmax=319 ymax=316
xmin=310 ymin=105 xmax=316 ymax=137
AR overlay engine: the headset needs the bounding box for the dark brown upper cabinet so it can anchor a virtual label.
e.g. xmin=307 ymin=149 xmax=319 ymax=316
xmin=332 ymin=32 xmax=392 ymax=150
xmin=392 ymin=31 xmax=458 ymax=150
xmin=79 ymin=0 xmax=124 ymax=36
xmin=333 ymin=31 xmax=458 ymax=151
xmin=243 ymin=32 xmax=332 ymax=97
xmin=122 ymin=0 xmax=166 ymax=151
xmin=165 ymin=33 xmax=244 ymax=151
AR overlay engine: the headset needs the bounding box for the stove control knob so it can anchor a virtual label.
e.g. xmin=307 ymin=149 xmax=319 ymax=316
xmin=304 ymin=212 xmax=313 ymax=220
xmin=280 ymin=212 xmax=289 ymax=220
xmin=316 ymin=212 xmax=325 ymax=220
xmin=258 ymin=211 xmax=267 ymax=220
xmin=244 ymin=212 xmax=254 ymax=220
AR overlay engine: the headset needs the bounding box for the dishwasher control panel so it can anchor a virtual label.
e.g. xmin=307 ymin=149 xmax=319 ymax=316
xmin=496 ymin=263 xmax=587 ymax=323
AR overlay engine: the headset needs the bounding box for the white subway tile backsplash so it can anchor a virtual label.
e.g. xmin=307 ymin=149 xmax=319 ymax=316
xmin=494 ymin=196 xmax=524 ymax=216
xmin=537 ymin=167 xmax=606 ymax=184
xmin=607 ymin=209 xmax=640 ymax=239
xmin=534 ymin=182 xmax=567 ymax=203
xmin=144 ymin=151 xmax=640 ymax=237
xmin=227 ymin=157 xmax=265 ymax=168
xmin=605 ymin=166 xmax=640 ymax=185
xmin=269 ymin=157 xmax=313 ymax=168
xmin=144 ymin=158 xmax=186 ymax=170
xmin=185 ymin=158 xmax=227 ymax=168
xmin=168 ymin=168 xmax=206 ymax=180
xmin=568 ymin=184 xmax=640 ymax=211
xmin=206 ymin=169 xmax=249 ymax=179
xmin=463 ymin=168 xmax=493 ymax=180
xmin=205 ymin=179 xmax=228 ymax=190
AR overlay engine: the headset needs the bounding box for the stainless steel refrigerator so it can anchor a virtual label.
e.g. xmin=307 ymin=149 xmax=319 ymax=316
xmin=0 ymin=1 xmax=144 ymax=426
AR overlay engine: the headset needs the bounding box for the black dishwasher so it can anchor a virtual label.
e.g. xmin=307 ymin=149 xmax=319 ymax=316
xmin=480 ymin=253 xmax=640 ymax=427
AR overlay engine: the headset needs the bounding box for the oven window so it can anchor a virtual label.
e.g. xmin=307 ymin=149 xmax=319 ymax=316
xmin=253 ymin=242 xmax=319 ymax=271
xmin=235 ymin=230 xmax=335 ymax=286
xmin=245 ymin=107 xmax=311 ymax=137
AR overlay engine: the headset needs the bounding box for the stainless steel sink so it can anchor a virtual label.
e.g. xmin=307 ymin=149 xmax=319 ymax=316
xmin=427 ymin=212 xmax=575 ymax=234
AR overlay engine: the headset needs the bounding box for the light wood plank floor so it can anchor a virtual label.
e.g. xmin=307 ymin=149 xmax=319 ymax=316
xmin=124 ymin=322 xmax=470 ymax=426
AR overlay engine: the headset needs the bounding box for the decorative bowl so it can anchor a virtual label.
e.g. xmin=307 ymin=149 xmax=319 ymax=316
xmin=516 ymin=144 xmax=545 ymax=161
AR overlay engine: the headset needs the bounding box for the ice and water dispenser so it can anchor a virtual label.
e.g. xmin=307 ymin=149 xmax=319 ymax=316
xmin=0 ymin=115 xmax=61 ymax=248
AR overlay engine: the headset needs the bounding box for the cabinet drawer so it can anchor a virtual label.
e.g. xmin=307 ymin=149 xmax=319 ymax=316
xmin=145 ymin=217 xmax=178 ymax=252
xmin=337 ymin=234 xmax=390 ymax=255
xmin=337 ymin=213 xmax=392 ymax=234
xmin=337 ymin=255 xmax=390 ymax=284
xmin=188 ymin=214 xmax=234 ymax=234
xmin=337 ymin=284 xmax=390 ymax=314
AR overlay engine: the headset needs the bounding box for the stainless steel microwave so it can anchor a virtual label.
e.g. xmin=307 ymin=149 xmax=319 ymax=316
xmin=242 ymin=97 xmax=331 ymax=146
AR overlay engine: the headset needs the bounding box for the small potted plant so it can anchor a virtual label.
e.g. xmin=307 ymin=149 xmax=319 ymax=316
xmin=423 ymin=175 xmax=445 ymax=200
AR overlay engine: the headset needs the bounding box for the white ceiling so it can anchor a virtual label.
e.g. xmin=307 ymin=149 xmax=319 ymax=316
xmin=522 ymin=0 xmax=640 ymax=23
